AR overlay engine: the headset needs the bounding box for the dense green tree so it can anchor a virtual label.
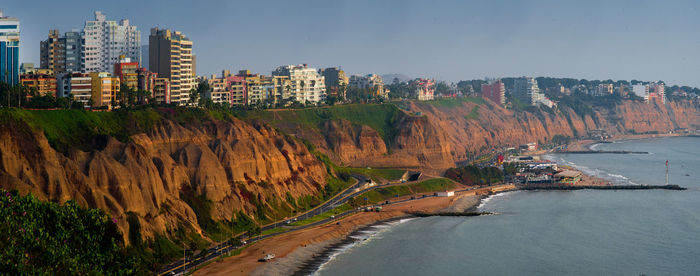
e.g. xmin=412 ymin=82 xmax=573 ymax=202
xmin=0 ymin=189 xmax=139 ymax=275
xmin=445 ymin=166 xmax=503 ymax=185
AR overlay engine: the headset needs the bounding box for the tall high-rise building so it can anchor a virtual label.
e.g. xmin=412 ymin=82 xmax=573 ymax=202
xmin=481 ymin=79 xmax=505 ymax=106
xmin=39 ymin=30 xmax=65 ymax=73
xmin=319 ymin=67 xmax=348 ymax=99
xmin=64 ymin=31 xmax=82 ymax=73
xmin=82 ymin=11 xmax=140 ymax=73
xmin=40 ymin=30 xmax=82 ymax=74
xmin=149 ymin=28 xmax=194 ymax=105
xmin=0 ymin=10 xmax=20 ymax=85
xmin=513 ymin=77 xmax=554 ymax=107
xmin=272 ymin=64 xmax=325 ymax=104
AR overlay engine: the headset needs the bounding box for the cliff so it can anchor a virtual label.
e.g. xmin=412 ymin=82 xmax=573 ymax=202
xmin=261 ymin=99 xmax=700 ymax=173
xmin=1 ymin=98 xmax=698 ymax=247
xmin=0 ymin=109 xmax=327 ymax=245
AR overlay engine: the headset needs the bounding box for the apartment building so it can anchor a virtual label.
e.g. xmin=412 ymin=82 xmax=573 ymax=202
xmin=89 ymin=72 xmax=119 ymax=108
xmin=113 ymin=57 xmax=139 ymax=90
xmin=57 ymin=73 xmax=92 ymax=105
xmin=149 ymin=28 xmax=194 ymax=105
xmin=20 ymin=72 xmax=57 ymax=97
xmin=272 ymin=64 xmax=325 ymax=104
xmin=237 ymin=70 xmax=270 ymax=104
xmin=319 ymin=67 xmax=348 ymax=99
xmin=513 ymin=77 xmax=554 ymax=107
xmin=349 ymin=74 xmax=385 ymax=97
xmin=205 ymin=74 xmax=232 ymax=105
xmin=481 ymin=79 xmax=505 ymax=106
xmin=596 ymin=83 xmax=613 ymax=96
xmin=39 ymin=30 xmax=65 ymax=73
xmin=0 ymin=10 xmax=20 ymax=85
xmin=271 ymin=75 xmax=291 ymax=104
xmin=82 ymin=11 xmax=140 ymax=73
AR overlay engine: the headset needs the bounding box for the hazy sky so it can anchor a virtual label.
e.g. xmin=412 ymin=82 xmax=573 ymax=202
xmin=5 ymin=0 xmax=700 ymax=86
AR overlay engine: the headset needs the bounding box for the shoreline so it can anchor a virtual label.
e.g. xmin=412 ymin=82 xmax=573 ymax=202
xmin=194 ymin=186 xmax=507 ymax=276
xmin=257 ymin=192 xmax=496 ymax=276
xmin=288 ymin=216 xmax=412 ymax=276
xmin=287 ymin=193 xmax=487 ymax=276
xmin=194 ymin=185 xmax=498 ymax=275
xmin=195 ymin=135 xmax=692 ymax=275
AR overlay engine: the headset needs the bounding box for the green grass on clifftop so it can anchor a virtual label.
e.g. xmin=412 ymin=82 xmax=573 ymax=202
xmin=420 ymin=97 xmax=486 ymax=108
xmin=241 ymin=104 xmax=404 ymax=141
xmin=353 ymin=178 xmax=456 ymax=205
xmin=0 ymin=107 xmax=233 ymax=153
xmin=336 ymin=167 xmax=406 ymax=183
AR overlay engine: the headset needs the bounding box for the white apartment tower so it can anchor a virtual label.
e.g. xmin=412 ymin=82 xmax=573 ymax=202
xmin=513 ymin=77 xmax=554 ymax=107
xmin=272 ymin=64 xmax=326 ymax=104
xmin=81 ymin=11 xmax=141 ymax=73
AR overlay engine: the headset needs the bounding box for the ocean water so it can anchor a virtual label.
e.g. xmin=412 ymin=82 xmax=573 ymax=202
xmin=315 ymin=137 xmax=700 ymax=275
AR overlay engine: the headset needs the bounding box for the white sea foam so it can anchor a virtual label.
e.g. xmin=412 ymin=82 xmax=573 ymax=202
xmin=313 ymin=218 xmax=415 ymax=275
xmin=477 ymin=191 xmax=516 ymax=210
xmin=607 ymin=173 xmax=629 ymax=180
xmin=550 ymin=153 xmax=636 ymax=185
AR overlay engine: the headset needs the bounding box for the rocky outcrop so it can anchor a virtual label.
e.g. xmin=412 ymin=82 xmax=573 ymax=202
xmin=0 ymin=116 xmax=326 ymax=243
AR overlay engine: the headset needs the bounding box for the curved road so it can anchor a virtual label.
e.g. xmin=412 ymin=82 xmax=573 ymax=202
xmin=158 ymin=174 xmax=482 ymax=276
xmin=158 ymin=174 xmax=371 ymax=275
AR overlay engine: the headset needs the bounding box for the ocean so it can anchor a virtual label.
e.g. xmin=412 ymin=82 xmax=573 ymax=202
xmin=314 ymin=137 xmax=700 ymax=275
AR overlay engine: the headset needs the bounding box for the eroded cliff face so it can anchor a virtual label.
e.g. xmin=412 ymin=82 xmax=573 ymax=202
xmin=1 ymin=99 xmax=697 ymax=242
xmin=289 ymin=99 xmax=699 ymax=172
xmin=0 ymin=117 xmax=326 ymax=243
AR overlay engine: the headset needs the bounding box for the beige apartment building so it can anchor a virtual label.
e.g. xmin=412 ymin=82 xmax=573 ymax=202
xmin=149 ymin=28 xmax=194 ymax=105
xmin=89 ymin=72 xmax=119 ymax=108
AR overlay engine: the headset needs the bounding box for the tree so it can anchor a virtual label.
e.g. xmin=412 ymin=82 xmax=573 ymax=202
xmin=188 ymin=88 xmax=199 ymax=106
xmin=435 ymin=81 xmax=451 ymax=95
xmin=0 ymin=189 xmax=138 ymax=275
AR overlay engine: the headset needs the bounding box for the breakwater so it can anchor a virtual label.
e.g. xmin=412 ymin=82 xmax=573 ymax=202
xmin=409 ymin=211 xmax=494 ymax=217
xmin=556 ymin=150 xmax=649 ymax=154
xmin=520 ymin=184 xmax=686 ymax=191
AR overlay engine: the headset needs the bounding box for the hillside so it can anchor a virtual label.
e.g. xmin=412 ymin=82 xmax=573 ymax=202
xmin=241 ymin=98 xmax=700 ymax=172
xmin=0 ymin=97 xmax=698 ymax=269
xmin=0 ymin=108 xmax=335 ymax=253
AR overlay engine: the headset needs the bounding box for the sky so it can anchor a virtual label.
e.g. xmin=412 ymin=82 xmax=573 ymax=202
xmin=4 ymin=0 xmax=700 ymax=87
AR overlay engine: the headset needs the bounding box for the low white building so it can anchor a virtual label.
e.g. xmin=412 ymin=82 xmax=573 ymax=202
xmin=436 ymin=191 xmax=455 ymax=197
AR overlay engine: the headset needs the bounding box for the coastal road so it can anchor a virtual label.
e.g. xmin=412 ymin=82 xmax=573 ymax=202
xmin=158 ymin=174 xmax=376 ymax=276
xmin=158 ymin=173 xmax=470 ymax=276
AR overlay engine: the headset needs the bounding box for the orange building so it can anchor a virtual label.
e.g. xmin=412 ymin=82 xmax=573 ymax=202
xmin=89 ymin=72 xmax=119 ymax=108
xmin=20 ymin=72 xmax=57 ymax=97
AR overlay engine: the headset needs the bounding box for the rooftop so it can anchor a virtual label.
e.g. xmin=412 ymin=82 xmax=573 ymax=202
xmin=555 ymin=170 xmax=582 ymax=178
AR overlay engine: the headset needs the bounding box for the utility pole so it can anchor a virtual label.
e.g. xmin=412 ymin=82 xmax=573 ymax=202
xmin=666 ymin=160 xmax=669 ymax=185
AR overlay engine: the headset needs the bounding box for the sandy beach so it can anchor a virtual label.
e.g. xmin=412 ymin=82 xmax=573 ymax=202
xmin=193 ymin=185 xmax=513 ymax=276
xmin=193 ymin=135 xmax=658 ymax=276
